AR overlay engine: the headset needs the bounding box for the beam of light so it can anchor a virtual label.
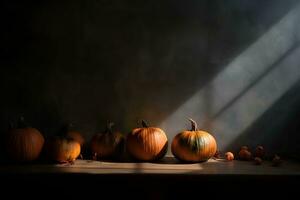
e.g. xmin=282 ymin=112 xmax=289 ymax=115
xmin=211 ymin=45 xmax=300 ymax=149
xmin=161 ymin=4 xmax=300 ymax=154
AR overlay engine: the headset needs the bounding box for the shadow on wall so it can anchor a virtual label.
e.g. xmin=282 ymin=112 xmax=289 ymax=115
xmin=227 ymin=79 xmax=300 ymax=159
xmin=215 ymin=43 xmax=300 ymax=154
xmin=0 ymin=70 xmax=64 ymax=136
xmin=160 ymin=3 xmax=300 ymax=155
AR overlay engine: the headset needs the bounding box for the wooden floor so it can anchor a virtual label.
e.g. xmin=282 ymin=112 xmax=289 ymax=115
xmin=1 ymin=156 xmax=299 ymax=175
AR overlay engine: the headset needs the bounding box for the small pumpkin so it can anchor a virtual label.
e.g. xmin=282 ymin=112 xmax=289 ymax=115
xmin=45 ymin=126 xmax=81 ymax=163
xmin=5 ymin=117 xmax=44 ymax=162
xmin=171 ymin=119 xmax=217 ymax=162
xmin=126 ymin=120 xmax=168 ymax=161
xmin=90 ymin=122 xmax=124 ymax=160
xmin=225 ymin=152 xmax=234 ymax=161
xmin=65 ymin=123 xmax=85 ymax=147
xmin=238 ymin=146 xmax=252 ymax=160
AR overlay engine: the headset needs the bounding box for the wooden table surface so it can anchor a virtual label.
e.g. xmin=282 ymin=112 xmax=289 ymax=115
xmin=0 ymin=157 xmax=299 ymax=199
xmin=1 ymin=156 xmax=299 ymax=175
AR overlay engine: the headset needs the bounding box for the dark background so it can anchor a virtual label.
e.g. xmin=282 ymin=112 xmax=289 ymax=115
xmin=1 ymin=0 xmax=300 ymax=158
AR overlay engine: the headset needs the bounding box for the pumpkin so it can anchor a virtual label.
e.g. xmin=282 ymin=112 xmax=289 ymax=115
xmin=45 ymin=137 xmax=81 ymax=163
xmin=171 ymin=119 xmax=217 ymax=162
xmin=5 ymin=117 xmax=44 ymax=162
xmin=238 ymin=146 xmax=252 ymax=160
xmin=225 ymin=152 xmax=234 ymax=161
xmin=126 ymin=120 xmax=168 ymax=161
xmin=254 ymin=145 xmax=265 ymax=158
xmin=90 ymin=122 xmax=124 ymax=160
xmin=65 ymin=123 xmax=85 ymax=147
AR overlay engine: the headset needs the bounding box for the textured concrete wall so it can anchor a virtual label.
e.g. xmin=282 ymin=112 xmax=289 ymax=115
xmin=1 ymin=0 xmax=299 ymax=157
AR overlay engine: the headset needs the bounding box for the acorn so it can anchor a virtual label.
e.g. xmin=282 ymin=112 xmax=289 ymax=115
xmin=254 ymin=157 xmax=263 ymax=165
xmin=254 ymin=145 xmax=265 ymax=158
xmin=272 ymin=155 xmax=282 ymax=167
xmin=238 ymin=146 xmax=252 ymax=160
xmin=225 ymin=152 xmax=234 ymax=161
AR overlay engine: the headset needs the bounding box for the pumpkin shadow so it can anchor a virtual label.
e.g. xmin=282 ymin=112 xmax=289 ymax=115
xmin=155 ymin=156 xmax=213 ymax=164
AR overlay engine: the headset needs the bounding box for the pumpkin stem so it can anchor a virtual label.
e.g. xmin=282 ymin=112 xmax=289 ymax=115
xmin=63 ymin=123 xmax=74 ymax=133
xmin=59 ymin=123 xmax=74 ymax=138
xmin=67 ymin=123 xmax=74 ymax=130
xmin=105 ymin=121 xmax=115 ymax=134
xmin=17 ymin=116 xmax=27 ymax=128
xmin=9 ymin=121 xmax=14 ymax=129
xmin=188 ymin=118 xmax=198 ymax=131
xmin=141 ymin=120 xmax=148 ymax=128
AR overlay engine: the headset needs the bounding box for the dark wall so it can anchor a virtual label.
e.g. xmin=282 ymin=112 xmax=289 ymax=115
xmin=1 ymin=0 xmax=300 ymax=157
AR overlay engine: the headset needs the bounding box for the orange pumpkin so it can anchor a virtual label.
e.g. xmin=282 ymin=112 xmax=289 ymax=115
xmin=5 ymin=117 xmax=44 ymax=162
xmin=171 ymin=119 xmax=217 ymax=162
xmin=90 ymin=122 xmax=124 ymax=160
xmin=126 ymin=120 xmax=168 ymax=161
xmin=45 ymin=137 xmax=81 ymax=163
